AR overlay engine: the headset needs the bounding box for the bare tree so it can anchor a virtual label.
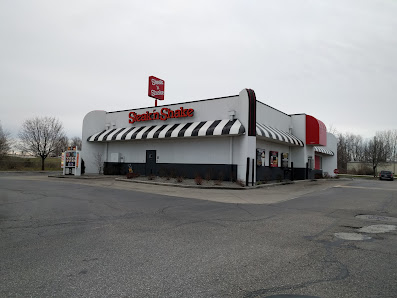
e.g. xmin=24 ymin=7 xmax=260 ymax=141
xmin=53 ymin=135 xmax=69 ymax=157
xmin=18 ymin=117 xmax=66 ymax=170
xmin=0 ymin=123 xmax=12 ymax=157
xmin=337 ymin=132 xmax=365 ymax=173
xmin=93 ymin=152 xmax=103 ymax=174
xmin=337 ymin=129 xmax=397 ymax=175
xmin=70 ymin=136 xmax=82 ymax=150
xmin=365 ymin=132 xmax=390 ymax=177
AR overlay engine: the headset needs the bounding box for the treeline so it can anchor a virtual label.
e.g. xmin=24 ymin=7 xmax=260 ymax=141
xmin=337 ymin=130 xmax=397 ymax=175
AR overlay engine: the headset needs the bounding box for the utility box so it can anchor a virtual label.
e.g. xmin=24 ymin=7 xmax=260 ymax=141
xmin=62 ymin=146 xmax=82 ymax=176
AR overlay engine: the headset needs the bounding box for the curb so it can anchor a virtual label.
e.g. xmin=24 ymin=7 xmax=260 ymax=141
xmin=115 ymin=177 xmax=352 ymax=190
xmin=115 ymin=178 xmax=303 ymax=190
xmin=48 ymin=175 xmax=123 ymax=180
xmin=0 ymin=171 xmax=62 ymax=174
xmin=115 ymin=178 xmax=248 ymax=190
xmin=47 ymin=174 xmax=352 ymax=189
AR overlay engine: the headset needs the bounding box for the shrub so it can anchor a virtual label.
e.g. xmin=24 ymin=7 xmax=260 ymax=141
xmin=158 ymin=169 xmax=166 ymax=178
xmin=176 ymin=176 xmax=183 ymax=183
xmin=194 ymin=174 xmax=203 ymax=185
xmin=148 ymin=174 xmax=156 ymax=180
xmin=230 ymin=171 xmax=236 ymax=182
xmin=214 ymin=173 xmax=224 ymax=185
xmin=236 ymin=179 xmax=245 ymax=187
xmin=263 ymin=174 xmax=270 ymax=183
xmin=314 ymin=173 xmax=323 ymax=179
xmin=277 ymin=174 xmax=283 ymax=182
xmin=126 ymin=172 xmax=139 ymax=179
xmin=205 ymin=171 xmax=212 ymax=182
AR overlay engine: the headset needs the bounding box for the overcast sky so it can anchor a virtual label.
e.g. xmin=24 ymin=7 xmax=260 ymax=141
xmin=1 ymin=0 xmax=396 ymax=141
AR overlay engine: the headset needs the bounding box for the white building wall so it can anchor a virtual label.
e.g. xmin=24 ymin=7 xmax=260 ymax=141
xmin=290 ymin=114 xmax=307 ymax=168
xmin=322 ymin=132 xmax=338 ymax=177
xmin=81 ymin=110 xmax=107 ymax=174
xmin=106 ymin=137 xmax=232 ymax=165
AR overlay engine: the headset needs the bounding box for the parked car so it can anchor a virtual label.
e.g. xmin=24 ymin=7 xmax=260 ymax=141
xmin=379 ymin=170 xmax=394 ymax=181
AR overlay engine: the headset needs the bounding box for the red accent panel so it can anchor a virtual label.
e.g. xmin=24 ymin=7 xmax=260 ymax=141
xmin=315 ymin=155 xmax=321 ymax=170
xmin=306 ymin=115 xmax=327 ymax=146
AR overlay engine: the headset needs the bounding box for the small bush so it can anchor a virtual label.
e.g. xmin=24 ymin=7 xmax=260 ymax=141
xmin=126 ymin=172 xmax=139 ymax=179
xmin=214 ymin=173 xmax=223 ymax=186
xmin=194 ymin=174 xmax=203 ymax=185
xmin=276 ymin=174 xmax=283 ymax=182
xmin=314 ymin=173 xmax=323 ymax=179
xmin=170 ymin=169 xmax=177 ymax=179
xmin=148 ymin=174 xmax=156 ymax=180
xmin=205 ymin=171 xmax=212 ymax=182
xmin=236 ymin=179 xmax=245 ymax=187
xmin=176 ymin=176 xmax=183 ymax=183
xmin=230 ymin=171 xmax=236 ymax=182
xmin=158 ymin=169 xmax=166 ymax=178
xmin=263 ymin=175 xmax=270 ymax=183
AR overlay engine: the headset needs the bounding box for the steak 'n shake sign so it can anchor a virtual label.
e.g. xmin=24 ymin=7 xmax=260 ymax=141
xmin=129 ymin=107 xmax=194 ymax=124
xmin=148 ymin=76 xmax=165 ymax=101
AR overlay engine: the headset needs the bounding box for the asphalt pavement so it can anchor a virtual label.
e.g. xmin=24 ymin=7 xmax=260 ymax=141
xmin=1 ymin=173 xmax=396 ymax=297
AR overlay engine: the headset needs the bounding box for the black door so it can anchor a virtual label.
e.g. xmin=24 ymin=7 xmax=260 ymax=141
xmin=145 ymin=150 xmax=157 ymax=176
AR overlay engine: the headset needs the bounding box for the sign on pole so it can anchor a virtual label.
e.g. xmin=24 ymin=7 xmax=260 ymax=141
xmin=148 ymin=76 xmax=165 ymax=106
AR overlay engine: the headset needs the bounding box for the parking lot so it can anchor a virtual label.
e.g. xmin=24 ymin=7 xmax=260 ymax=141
xmin=1 ymin=174 xmax=396 ymax=297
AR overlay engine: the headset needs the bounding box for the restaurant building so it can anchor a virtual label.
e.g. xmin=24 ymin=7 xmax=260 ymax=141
xmin=81 ymin=89 xmax=337 ymax=184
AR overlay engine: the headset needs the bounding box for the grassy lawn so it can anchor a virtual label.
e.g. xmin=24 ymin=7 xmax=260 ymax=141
xmin=0 ymin=156 xmax=62 ymax=171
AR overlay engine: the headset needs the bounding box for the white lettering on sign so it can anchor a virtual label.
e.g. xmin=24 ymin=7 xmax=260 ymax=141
xmin=151 ymin=90 xmax=165 ymax=96
xmin=151 ymin=79 xmax=164 ymax=86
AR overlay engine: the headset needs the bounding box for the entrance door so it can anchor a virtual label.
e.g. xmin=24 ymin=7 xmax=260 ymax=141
xmin=145 ymin=150 xmax=157 ymax=176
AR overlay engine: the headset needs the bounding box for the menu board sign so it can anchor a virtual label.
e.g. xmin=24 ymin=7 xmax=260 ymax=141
xmin=270 ymin=151 xmax=278 ymax=168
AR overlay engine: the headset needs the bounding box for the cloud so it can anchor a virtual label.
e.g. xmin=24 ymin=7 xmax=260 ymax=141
xmin=0 ymin=0 xmax=396 ymax=139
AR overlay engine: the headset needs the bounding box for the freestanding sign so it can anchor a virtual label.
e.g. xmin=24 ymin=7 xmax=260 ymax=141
xmin=148 ymin=76 xmax=165 ymax=106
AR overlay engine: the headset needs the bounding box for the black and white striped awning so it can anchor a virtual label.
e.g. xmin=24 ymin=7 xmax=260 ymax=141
xmin=256 ymin=123 xmax=304 ymax=147
xmin=87 ymin=119 xmax=245 ymax=142
xmin=314 ymin=146 xmax=334 ymax=156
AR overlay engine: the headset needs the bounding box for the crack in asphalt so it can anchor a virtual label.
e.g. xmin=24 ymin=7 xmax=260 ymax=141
xmin=243 ymin=240 xmax=350 ymax=298
xmin=236 ymin=203 xmax=254 ymax=216
xmin=243 ymin=218 xmax=350 ymax=297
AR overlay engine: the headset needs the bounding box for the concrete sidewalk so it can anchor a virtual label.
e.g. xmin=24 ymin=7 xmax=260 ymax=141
xmin=2 ymin=172 xmax=352 ymax=205
xmin=43 ymin=174 xmax=352 ymax=204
